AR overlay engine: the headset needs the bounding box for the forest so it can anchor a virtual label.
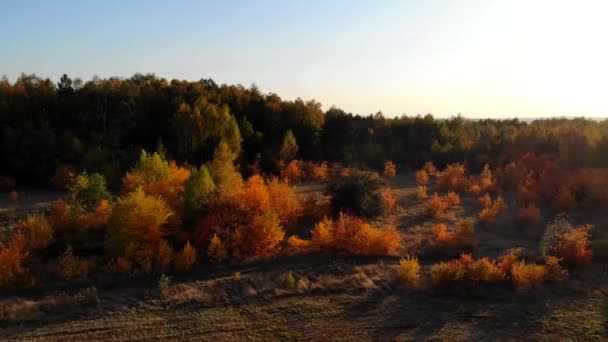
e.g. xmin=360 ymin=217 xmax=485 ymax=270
xmin=2 ymin=73 xmax=608 ymax=189
xmin=1 ymin=73 xmax=607 ymax=340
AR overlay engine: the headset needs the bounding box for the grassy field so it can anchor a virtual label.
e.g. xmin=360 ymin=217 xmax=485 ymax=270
xmin=1 ymin=175 xmax=607 ymax=341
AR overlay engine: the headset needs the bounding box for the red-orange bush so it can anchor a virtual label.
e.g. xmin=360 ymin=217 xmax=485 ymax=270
xmin=0 ymin=233 xmax=29 ymax=288
xmin=437 ymin=163 xmax=466 ymax=192
xmin=432 ymin=218 xmax=475 ymax=248
xmin=383 ymin=160 xmax=397 ymax=178
xmin=308 ymin=214 xmax=400 ymax=255
xmin=553 ymin=225 xmax=593 ymax=267
xmin=444 ymin=191 xmax=460 ymax=207
xmin=422 ymin=162 xmax=438 ymax=177
xmin=415 ymin=170 xmax=429 ymax=184
xmin=381 ymin=188 xmax=396 ymax=209
xmin=477 ymin=193 xmax=492 ymax=208
xmin=426 ymin=193 xmax=447 ymax=218
xmin=280 ymin=160 xmax=302 ymax=183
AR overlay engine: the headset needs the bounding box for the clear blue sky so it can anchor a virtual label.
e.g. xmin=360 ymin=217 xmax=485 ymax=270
xmin=2 ymin=0 xmax=607 ymax=118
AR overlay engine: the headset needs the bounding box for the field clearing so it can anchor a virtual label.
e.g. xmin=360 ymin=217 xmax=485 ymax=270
xmin=1 ymin=175 xmax=607 ymax=341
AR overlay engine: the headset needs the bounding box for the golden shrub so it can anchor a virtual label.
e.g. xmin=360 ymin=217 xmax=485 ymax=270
xmin=397 ymin=256 xmax=420 ymax=284
xmin=511 ymin=261 xmax=547 ymax=288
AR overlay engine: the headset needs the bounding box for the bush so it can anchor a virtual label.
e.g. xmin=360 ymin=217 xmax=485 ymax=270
xmin=0 ymin=233 xmax=29 ymax=288
xmin=437 ymin=163 xmax=466 ymax=192
xmin=478 ymin=196 xmax=507 ymax=227
xmin=308 ymin=214 xmax=400 ymax=255
xmin=426 ymin=193 xmax=447 ymax=218
xmin=56 ymin=246 xmax=93 ymax=280
xmin=477 ymin=193 xmax=492 ymax=208
xmin=282 ymin=271 xmax=295 ymax=288
xmin=326 ymin=171 xmax=386 ymax=218
xmin=286 ymin=235 xmax=311 ymax=255
xmin=432 ymin=219 xmax=475 ymax=248
xmin=415 ymin=170 xmax=429 ymax=185
xmin=497 ymin=250 xmax=519 ymax=275
xmin=397 ymin=256 xmax=420 ymax=284
xmin=540 ymin=216 xmax=574 ymax=257
xmin=416 ymin=186 xmax=428 ymax=201
xmin=478 ymin=207 xmax=498 ymax=226
xmin=174 ymin=241 xmax=197 ymax=272
xmin=467 ymin=183 xmax=482 ymax=196
xmin=383 ymin=160 xmax=397 ymax=178
xmin=511 ymin=261 xmax=547 ymax=288
xmin=465 ymin=257 xmax=505 ymax=284
xmin=107 ymin=188 xmax=173 ymax=270
xmin=517 ymin=204 xmax=541 ymax=224
xmin=430 ymin=260 xmax=465 ymax=287
xmin=381 ymin=188 xmax=396 ymax=209
xmin=422 ymin=162 xmax=437 ymax=177
xmin=18 ymin=214 xmax=53 ymax=251
xmin=553 ymin=225 xmax=593 ymax=267
xmin=544 ymin=256 xmax=567 ymax=282
xmin=445 ymin=191 xmax=460 ymax=207
xmin=280 ymin=160 xmax=302 ymax=183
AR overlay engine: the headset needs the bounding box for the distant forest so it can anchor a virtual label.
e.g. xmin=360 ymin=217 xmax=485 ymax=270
xmin=2 ymin=73 xmax=608 ymax=187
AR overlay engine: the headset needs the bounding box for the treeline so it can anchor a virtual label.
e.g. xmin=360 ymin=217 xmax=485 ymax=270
xmin=2 ymin=73 xmax=608 ymax=187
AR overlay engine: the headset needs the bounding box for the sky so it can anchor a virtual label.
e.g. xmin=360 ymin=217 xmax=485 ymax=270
xmin=1 ymin=0 xmax=607 ymax=118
